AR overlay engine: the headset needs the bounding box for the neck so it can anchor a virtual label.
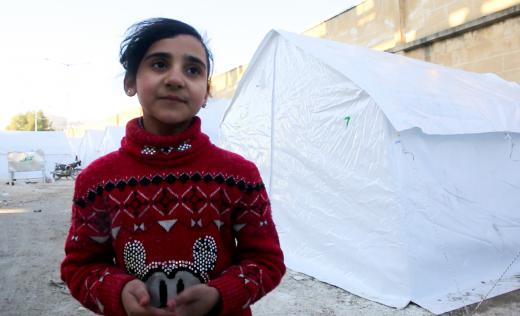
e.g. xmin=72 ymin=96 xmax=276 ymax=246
xmin=141 ymin=116 xmax=193 ymax=136
xmin=121 ymin=116 xmax=209 ymax=166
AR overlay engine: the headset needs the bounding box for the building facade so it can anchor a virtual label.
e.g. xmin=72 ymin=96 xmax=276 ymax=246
xmin=211 ymin=0 xmax=520 ymax=98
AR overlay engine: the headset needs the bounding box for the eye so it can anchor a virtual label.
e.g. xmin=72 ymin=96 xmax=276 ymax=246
xmin=151 ymin=60 xmax=168 ymax=70
xmin=185 ymin=65 xmax=202 ymax=76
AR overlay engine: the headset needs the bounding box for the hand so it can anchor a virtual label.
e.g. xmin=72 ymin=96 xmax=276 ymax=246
xmin=169 ymin=284 xmax=221 ymax=316
xmin=121 ymin=279 xmax=176 ymax=316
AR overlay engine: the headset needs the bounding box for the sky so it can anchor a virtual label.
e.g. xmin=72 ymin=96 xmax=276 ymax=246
xmin=0 ymin=0 xmax=361 ymax=130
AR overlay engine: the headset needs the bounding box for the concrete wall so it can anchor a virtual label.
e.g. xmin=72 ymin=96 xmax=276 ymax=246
xmin=210 ymin=64 xmax=248 ymax=99
xmin=304 ymin=0 xmax=402 ymax=51
xmin=65 ymin=106 xmax=142 ymax=138
xmin=211 ymin=0 xmax=520 ymax=98
xmin=403 ymin=0 xmax=520 ymax=40
xmin=401 ymin=7 xmax=520 ymax=83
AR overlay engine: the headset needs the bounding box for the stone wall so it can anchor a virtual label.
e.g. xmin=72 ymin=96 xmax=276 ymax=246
xmin=211 ymin=0 xmax=520 ymax=98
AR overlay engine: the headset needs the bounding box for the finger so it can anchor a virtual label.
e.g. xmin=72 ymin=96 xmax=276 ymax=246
xmin=173 ymin=291 xmax=192 ymax=306
xmin=174 ymin=286 xmax=199 ymax=306
xmin=130 ymin=283 xmax=150 ymax=306
xmin=123 ymin=296 xmax=148 ymax=316
xmin=166 ymin=299 xmax=176 ymax=311
xmin=146 ymin=306 xmax=177 ymax=316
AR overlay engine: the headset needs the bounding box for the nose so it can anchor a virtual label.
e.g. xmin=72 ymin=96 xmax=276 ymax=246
xmin=164 ymin=66 xmax=185 ymax=89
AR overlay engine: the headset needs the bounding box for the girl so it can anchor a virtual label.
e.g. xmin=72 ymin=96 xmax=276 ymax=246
xmin=61 ymin=18 xmax=285 ymax=316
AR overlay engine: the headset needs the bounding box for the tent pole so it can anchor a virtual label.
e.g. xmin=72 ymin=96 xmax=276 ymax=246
xmin=268 ymin=41 xmax=279 ymax=195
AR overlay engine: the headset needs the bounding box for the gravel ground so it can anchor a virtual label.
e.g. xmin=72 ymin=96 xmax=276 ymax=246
xmin=0 ymin=181 xmax=518 ymax=316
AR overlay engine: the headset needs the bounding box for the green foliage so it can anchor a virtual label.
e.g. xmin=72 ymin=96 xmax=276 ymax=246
xmin=6 ymin=111 xmax=54 ymax=131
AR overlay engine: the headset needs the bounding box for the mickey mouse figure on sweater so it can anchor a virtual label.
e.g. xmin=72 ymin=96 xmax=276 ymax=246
xmin=124 ymin=236 xmax=217 ymax=308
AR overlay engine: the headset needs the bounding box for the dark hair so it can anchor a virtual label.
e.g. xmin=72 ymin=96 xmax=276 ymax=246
xmin=119 ymin=18 xmax=213 ymax=81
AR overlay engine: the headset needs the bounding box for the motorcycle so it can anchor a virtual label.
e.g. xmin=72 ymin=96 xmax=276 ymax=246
xmin=51 ymin=160 xmax=82 ymax=180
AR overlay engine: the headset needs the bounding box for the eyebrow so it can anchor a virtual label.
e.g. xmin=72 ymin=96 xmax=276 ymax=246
xmin=143 ymin=52 xmax=170 ymax=61
xmin=143 ymin=52 xmax=207 ymax=70
xmin=185 ymin=55 xmax=207 ymax=70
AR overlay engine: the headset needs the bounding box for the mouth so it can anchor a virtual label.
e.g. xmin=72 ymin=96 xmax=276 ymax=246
xmin=159 ymin=95 xmax=187 ymax=103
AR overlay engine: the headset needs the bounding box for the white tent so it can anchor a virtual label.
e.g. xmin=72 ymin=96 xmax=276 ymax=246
xmin=67 ymin=136 xmax=83 ymax=159
xmin=220 ymin=30 xmax=520 ymax=314
xmin=199 ymin=98 xmax=230 ymax=145
xmin=77 ymin=129 xmax=105 ymax=167
xmin=98 ymin=126 xmax=125 ymax=157
xmin=0 ymin=131 xmax=74 ymax=181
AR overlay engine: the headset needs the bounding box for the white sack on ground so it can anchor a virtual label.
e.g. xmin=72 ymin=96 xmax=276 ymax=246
xmin=220 ymin=30 xmax=520 ymax=315
xmin=0 ymin=131 xmax=74 ymax=181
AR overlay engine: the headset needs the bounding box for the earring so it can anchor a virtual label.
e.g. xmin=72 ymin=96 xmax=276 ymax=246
xmin=202 ymin=103 xmax=207 ymax=108
xmin=127 ymin=88 xmax=134 ymax=95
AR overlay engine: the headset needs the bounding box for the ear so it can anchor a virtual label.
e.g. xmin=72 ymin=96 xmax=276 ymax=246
xmin=201 ymin=91 xmax=209 ymax=109
xmin=192 ymin=236 xmax=217 ymax=273
xmin=124 ymin=74 xmax=136 ymax=96
xmin=205 ymin=79 xmax=212 ymax=100
xmin=123 ymin=240 xmax=148 ymax=279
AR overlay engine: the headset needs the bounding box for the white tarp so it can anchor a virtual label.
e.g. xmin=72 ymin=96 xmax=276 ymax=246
xmin=220 ymin=30 xmax=520 ymax=314
xmin=276 ymin=31 xmax=520 ymax=135
xmin=199 ymin=99 xmax=230 ymax=145
xmin=67 ymin=137 xmax=83 ymax=159
xmin=77 ymin=129 xmax=104 ymax=167
xmin=98 ymin=126 xmax=125 ymax=156
xmin=0 ymin=131 xmax=74 ymax=181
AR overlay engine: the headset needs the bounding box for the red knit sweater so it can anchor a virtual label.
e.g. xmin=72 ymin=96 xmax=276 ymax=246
xmin=61 ymin=117 xmax=285 ymax=316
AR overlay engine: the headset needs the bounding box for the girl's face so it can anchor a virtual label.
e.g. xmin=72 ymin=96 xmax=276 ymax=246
xmin=126 ymin=35 xmax=209 ymax=135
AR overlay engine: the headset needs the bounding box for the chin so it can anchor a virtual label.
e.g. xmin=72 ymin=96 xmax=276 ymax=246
xmin=156 ymin=114 xmax=193 ymax=125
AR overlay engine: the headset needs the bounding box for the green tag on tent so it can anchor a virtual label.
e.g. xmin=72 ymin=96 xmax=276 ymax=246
xmin=344 ymin=116 xmax=351 ymax=127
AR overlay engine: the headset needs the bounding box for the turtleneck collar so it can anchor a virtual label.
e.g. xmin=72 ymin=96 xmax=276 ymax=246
xmin=121 ymin=116 xmax=210 ymax=164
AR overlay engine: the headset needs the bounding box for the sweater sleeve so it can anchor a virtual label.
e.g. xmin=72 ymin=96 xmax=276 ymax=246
xmin=208 ymin=165 xmax=286 ymax=315
xmin=61 ymin=173 xmax=135 ymax=316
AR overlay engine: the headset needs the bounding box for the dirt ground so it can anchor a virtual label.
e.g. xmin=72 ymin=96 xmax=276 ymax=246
xmin=0 ymin=181 xmax=519 ymax=316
